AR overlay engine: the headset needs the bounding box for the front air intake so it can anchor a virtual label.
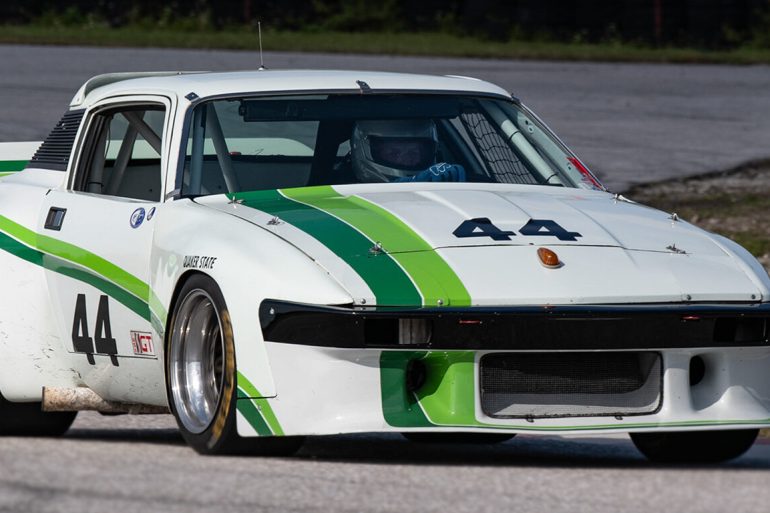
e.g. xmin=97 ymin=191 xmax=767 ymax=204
xmin=480 ymin=352 xmax=662 ymax=419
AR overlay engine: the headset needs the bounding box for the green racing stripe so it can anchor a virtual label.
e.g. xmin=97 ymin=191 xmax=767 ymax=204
xmin=233 ymin=186 xmax=471 ymax=307
xmin=380 ymin=350 xmax=770 ymax=432
xmin=236 ymin=389 xmax=274 ymax=436
xmin=233 ymin=189 xmax=422 ymax=306
xmin=282 ymin=186 xmax=471 ymax=307
xmin=0 ymin=215 xmax=150 ymax=301
xmin=236 ymin=371 xmax=284 ymax=436
xmin=0 ymin=160 xmax=28 ymax=173
xmin=0 ymin=214 xmax=165 ymax=331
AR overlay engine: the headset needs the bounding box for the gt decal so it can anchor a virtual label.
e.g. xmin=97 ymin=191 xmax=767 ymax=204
xmin=454 ymin=218 xmax=582 ymax=242
xmin=130 ymin=331 xmax=155 ymax=356
xmin=72 ymin=294 xmax=118 ymax=365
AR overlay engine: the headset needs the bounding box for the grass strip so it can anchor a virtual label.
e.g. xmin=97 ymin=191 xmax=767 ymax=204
xmin=3 ymin=25 xmax=770 ymax=64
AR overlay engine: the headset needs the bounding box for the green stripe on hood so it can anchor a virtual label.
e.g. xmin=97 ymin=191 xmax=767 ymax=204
xmin=232 ymin=189 xmax=422 ymax=306
xmin=282 ymin=186 xmax=471 ymax=307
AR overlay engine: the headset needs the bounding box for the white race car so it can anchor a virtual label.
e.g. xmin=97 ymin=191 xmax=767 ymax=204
xmin=0 ymin=70 xmax=768 ymax=462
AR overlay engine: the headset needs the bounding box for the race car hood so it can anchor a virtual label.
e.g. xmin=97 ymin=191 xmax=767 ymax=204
xmin=198 ymin=183 xmax=769 ymax=306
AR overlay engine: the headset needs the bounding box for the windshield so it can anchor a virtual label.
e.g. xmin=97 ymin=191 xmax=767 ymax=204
xmin=179 ymin=94 xmax=603 ymax=196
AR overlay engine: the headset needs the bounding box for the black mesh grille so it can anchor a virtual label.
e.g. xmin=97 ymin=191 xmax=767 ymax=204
xmin=27 ymin=109 xmax=85 ymax=171
xmin=460 ymin=110 xmax=538 ymax=185
xmin=480 ymin=352 xmax=662 ymax=418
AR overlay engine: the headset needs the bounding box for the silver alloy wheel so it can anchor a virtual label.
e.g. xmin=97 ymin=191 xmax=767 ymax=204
xmin=169 ymin=289 xmax=226 ymax=434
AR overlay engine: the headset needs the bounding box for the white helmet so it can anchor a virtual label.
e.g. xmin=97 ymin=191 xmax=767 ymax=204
xmin=351 ymin=119 xmax=438 ymax=182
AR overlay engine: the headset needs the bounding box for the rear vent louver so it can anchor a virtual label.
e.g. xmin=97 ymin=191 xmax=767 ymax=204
xmin=27 ymin=109 xmax=85 ymax=171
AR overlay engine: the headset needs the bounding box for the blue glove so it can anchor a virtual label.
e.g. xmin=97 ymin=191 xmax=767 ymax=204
xmin=398 ymin=163 xmax=467 ymax=183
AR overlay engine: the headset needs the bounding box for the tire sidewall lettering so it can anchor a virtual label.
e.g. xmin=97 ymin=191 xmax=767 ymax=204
xmin=207 ymin=308 xmax=236 ymax=450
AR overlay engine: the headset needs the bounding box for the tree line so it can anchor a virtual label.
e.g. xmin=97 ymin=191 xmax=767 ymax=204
xmin=2 ymin=0 xmax=769 ymax=47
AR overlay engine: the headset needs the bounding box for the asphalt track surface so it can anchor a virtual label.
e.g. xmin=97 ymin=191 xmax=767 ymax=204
xmin=2 ymin=44 xmax=770 ymax=190
xmin=2 ymin=44 xmax=770 ymax=512
xmin=1 ymin=413 xmax=770 ymax=513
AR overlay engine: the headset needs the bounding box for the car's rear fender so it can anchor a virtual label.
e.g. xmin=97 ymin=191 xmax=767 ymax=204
xmin=0 ymin=169 xmax=83 ymax=400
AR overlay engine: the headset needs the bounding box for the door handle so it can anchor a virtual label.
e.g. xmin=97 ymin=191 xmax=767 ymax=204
xmin=44 ymin=207 xmax=67 ymax=231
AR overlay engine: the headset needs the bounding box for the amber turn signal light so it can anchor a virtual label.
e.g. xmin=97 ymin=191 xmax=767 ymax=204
xmin=537 ymin=247 xmax=561 ymax=269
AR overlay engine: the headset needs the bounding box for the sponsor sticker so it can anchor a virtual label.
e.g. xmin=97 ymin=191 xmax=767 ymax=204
xmin=183 ymin=255 xmax=218 ymax=269
xmin=131 ymin=331 xmax=155 ymax=356
xmin=147 ymin=207 xmax=156 ymax=221
xmin=130 ymin=207 xmax=146 ymax=229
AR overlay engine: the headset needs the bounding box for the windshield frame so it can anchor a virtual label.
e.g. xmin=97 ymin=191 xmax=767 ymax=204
xmin=172 ymin=89 xmax=601 ymax=200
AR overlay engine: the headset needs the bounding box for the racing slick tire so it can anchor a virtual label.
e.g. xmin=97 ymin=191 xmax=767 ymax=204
xmin=0 ymin=393 xmax=76 ymax=436
xmin=167 ymin=274 xmax=304 ymax=456
xmin=402 ymin=432 xmax=515 ymax=444
xmin=630 ymin=429 xmax=759 ymax=463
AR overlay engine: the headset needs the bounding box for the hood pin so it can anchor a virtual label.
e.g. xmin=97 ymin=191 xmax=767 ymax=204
xmin=267 ymin=216 xmax=283 ymax=226
xmin=612 ymin=193 xmax=630 ymax=204
xmin=369 ymin=242 xmax=384 ymax=255
xmin=666 ymin=244 xmax=686 ymax=254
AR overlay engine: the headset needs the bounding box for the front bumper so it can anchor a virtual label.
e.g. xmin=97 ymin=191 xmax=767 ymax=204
xmin=235 ymin=301 xmax=770 ymax=437
xmin=260 ymin=300 xmax=770 ymax=350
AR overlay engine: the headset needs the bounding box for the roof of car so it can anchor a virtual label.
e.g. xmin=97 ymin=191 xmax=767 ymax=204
xmin=70 ymin=70 xmax=512 ymax=107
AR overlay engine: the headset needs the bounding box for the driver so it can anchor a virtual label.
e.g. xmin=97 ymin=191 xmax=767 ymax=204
xmin=350 ymin=119 xmax=466 ymax=183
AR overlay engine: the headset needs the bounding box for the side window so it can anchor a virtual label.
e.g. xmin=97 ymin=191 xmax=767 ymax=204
xmin=75 ymin=105 xmax=165 ymax=201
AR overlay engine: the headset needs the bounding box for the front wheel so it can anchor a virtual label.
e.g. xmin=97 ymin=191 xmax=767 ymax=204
xmin=167 ymin=274 xmax=303 ymax=456
xmin=630 ymin=429 xmax=758 ymax=463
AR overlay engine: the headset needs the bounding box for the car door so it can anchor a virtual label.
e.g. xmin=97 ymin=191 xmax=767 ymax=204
xmin=39 ymin=96 xmax=173 ymax=376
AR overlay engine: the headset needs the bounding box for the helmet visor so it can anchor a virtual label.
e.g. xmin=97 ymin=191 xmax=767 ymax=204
xmin=368 ymin=136 xmax=436 ymax=171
